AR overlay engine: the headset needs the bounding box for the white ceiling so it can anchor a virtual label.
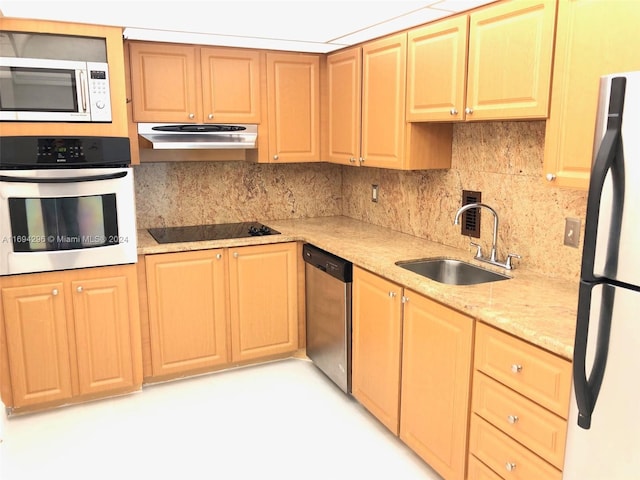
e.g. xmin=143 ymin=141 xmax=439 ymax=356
xmin=0 ymin=0 xmax=497 ymax=53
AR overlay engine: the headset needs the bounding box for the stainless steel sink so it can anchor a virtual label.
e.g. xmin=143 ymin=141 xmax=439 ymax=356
xmin=395 ymin=257 xmax=510 ymax=285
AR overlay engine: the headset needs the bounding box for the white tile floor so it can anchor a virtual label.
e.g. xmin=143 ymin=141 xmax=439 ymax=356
xmin=1 ymin=358 xmax=443 ymax=480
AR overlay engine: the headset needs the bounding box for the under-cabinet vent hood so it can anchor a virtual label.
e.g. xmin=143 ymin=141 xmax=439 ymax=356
xmin=137 ymin=123 xmax=257 ymax=150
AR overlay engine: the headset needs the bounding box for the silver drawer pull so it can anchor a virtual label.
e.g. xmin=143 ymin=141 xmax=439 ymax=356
xmin=76 ymin=286 xmax=83 ymax=293
xmin=511 ymin=364 xmax=523 ymax=374
xmin=505 ymin=462 xmax=517 ymax=472
xmin=52 ymin=289 xmax=59 ymax=296
xmin=507 ymin=415 xmax=519 ymax=424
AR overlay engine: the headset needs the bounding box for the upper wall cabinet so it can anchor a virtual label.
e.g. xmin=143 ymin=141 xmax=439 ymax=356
xmin=326 ymin=35 xmax=452 ymax=170
xmin=265 ymin=52 xmax=320 ymax=163
xmin=543 ymin=0 xmax=640 ymax=189
xmin=128 ymin=41 xmax=261 ymax=124
xmin=0 ymin=18 xmax=128 ymax=138
xmin=407 ymin=0 xmax=557 ymax=122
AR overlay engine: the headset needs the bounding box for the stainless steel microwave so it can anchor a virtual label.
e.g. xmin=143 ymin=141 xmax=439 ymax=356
xmin=0 ymin=57 xmax=112 ymax=122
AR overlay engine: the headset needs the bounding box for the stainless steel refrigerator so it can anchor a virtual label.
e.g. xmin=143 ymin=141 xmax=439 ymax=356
xmin=563 ymin=71 xmax=640 ymax=479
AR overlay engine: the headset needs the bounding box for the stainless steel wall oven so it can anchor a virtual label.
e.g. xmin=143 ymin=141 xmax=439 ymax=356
xmin=0 ymin=136 xmax=136 ymax=275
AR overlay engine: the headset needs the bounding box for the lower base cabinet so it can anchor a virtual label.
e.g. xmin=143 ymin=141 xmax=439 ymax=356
xmin=352 ymin=266 xmax=474 ymax=480
xmin=144 ymin=242 xmax=299 ymax=379
xmin=400 ymin=292 xmax=473 ymax=480
xmin=0 ymin=264 xmax=142 ymax=411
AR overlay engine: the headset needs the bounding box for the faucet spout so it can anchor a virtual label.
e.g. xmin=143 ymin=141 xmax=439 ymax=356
xmin=454 ymin=202 xmax=499 ymax=262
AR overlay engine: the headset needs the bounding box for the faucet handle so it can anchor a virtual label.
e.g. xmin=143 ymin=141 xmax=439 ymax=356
xmin=470 ymin=241 xmax=483 ymax=259
xmin=505 ymin=253 xmax=522 ymax=270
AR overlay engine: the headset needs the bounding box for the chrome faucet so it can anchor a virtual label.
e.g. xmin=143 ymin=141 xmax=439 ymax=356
xmin=453 ymin=203 xmax=521 ymax=270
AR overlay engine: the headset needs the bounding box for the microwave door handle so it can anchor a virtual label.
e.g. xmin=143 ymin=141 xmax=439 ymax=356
xmin=0 ymin=171 xmax=128 ymax=183
xmin=79 ymin=69 xmax=88 ymax=113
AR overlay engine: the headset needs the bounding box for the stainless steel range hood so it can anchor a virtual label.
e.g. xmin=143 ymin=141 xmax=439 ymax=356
xmin=138 ymin=123 xmax=257 ymax=150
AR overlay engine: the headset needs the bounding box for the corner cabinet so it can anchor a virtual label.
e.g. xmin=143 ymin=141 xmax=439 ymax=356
xmin=142 ymin=243 xmax=299 ymax=380
xmin=128 ymin=41 xmax=262 ymax=124
xmin=265 ymin=53 xmax=320 ymax=163
xmin=326 ymin=36 xmax=452 ymax=170
xmin=543 ymin=0 xmax=640 ymax=189
xmin=407 ymin=0 xmax=556 ymax=122
xmin=0 ymin=264 xmax=142 ymax=412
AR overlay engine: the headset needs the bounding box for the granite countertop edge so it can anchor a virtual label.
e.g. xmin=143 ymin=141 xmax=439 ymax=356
xmin=137 ymin=216 xmax=578 ymax=361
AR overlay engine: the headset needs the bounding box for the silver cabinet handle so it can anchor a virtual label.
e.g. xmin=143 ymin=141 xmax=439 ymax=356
xmin=450 ymin=108 xmax=458 ymax=115
xmin=465 ymin=107 xmax=473 ymax=115
xmin=52 ymin=289 xmax=59 ymax=296
xmin=359 ymin=157 xmax=365 ymax=164
xmin=507 ymin=415 xmax=519 ymax=424
xmin=505 ymin=462 xmax=517 ymax=472
xmin=216 ymin=253 xmax=222 ymax=260
xmin=401 ymin=296 xmax=409 ymax=304
xmin=188 ymin=113 xmax=195 ymax=119
xmin=76 ymin=286 xmax=83 ymax=293
xmin=511 ymin=364 xmax=523 ymax=374
xmin=273 ymin=155 xmax=279 ymax=161
xmin=233 ymin=252 xmax=239 ymax=258
xmin=388 ymin=291 xmax=397 ymax=298
xmin=208 ymin=114 xmax=214 ymax=119
xmin=546 ymin=173 xmax=557 ymax=181
xmin=349 ymin=157 xmax=356 ymax=163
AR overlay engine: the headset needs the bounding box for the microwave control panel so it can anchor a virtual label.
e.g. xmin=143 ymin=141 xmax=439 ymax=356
xmin=86 ymin=62 xmax=112 ymax=122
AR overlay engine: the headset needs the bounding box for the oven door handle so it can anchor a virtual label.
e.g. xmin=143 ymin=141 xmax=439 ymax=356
xmin=0 ymin=171 xmax=128 ymax=183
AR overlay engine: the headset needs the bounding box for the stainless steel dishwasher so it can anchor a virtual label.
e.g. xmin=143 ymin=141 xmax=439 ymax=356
xmin=303 ymin=243 xmax=353 ymax=394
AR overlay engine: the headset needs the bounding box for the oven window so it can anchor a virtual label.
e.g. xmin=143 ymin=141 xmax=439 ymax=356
xmin=0 ymin=67 xmax=78 ymax=112
xmin=8 ymin=194 xmax=119 ymax=252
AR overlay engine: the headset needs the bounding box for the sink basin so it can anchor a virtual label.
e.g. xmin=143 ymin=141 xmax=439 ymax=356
xmin=395 ymin=257 xmax=510 ymax=285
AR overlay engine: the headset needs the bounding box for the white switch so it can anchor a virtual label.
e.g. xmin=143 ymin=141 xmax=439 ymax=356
xmin=372 ymin=184 xmax=379 ymax=203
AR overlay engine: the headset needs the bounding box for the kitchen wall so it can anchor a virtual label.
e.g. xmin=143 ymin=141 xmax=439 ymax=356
xmin=134 ymin=161 xmax=342 ymax=228
xmin=342 ymin=121 xmax=588 ymax=281
xmin=134 ymin=121 xmax=588 ymax=281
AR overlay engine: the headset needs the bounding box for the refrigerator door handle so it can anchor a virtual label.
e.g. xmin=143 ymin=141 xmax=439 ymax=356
xmin=574 ymin=281 xmax=614 ymax=429
xmin=581 ymin=76 xmax=627 ymax=283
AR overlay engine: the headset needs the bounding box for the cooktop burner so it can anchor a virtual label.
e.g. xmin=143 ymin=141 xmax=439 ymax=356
xmin=148 ymin=222 xmax=280 ymax=244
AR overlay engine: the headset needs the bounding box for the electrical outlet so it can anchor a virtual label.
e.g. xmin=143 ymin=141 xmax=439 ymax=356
xmin=371 ymin=184 xmax=379 ymax=203
xmin=564 ymin=218 xmax=581 ymax=248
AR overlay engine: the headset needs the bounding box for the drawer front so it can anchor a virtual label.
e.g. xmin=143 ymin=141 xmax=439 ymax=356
xmin=473 ymin=372 xmax=567 ymax=469
xmin=474 ymin=323 xmax=571 ymax=417
xmin=470 ymin=415 xmax=562 ymax=480
xmin=467 ymin=455 xmax=504 ymax=480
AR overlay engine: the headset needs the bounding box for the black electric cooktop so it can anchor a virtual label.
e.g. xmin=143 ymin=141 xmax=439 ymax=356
xmin=148 ymin=222 xmax=280 ymax=244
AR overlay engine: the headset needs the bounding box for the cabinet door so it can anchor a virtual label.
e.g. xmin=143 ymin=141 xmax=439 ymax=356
xmin=145 ymin=250 xmax=228 ymax=377
xmin=200 ymin=47 xmax=261 ymax=123
xmin=407 ymin=15 xmax=469 ymax=122
xmin=351 ymin=266 xmax=402 ymax=434
xmin=1 ymin=282 xmax=73 ymax=408
xmin=129 ymin=42 xmax=201 ymax=123
xmin=326 ymin=46 xmax=362 ymax=165
xmin=400 ymin=292 xmax=473 ymax=480
xmin=71 ymin=270 xmax=138 ymax=396
xmin=466 ymin=0 xmax=556 ymax=120
xmin=266 ymin=53 xmax=320 ymax=163
xmin=228 ymin=243 xmax=298 ymax=362
xmin=544 ymin=0 xmax=640 ymax=189
xmin=361 ymin=33 xmax=407 ymax=169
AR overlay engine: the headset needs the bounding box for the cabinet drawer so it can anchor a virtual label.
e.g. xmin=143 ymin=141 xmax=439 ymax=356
xmin=467 ymin=455 xmax=503 ymax=480
xmin=474 ymin=323 xmax=571 ymax=417
xmin=473 ymin=372 xmax=567 ymax=469
xmin=469 ymin=415 xmax=562 ymax=480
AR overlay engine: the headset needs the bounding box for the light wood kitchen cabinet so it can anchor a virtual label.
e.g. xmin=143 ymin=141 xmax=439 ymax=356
xmin=228 ymin=243 xmax=299 ymax=362
xmin=543 ymin=0 xmax=640 ymax=189
xmin=351 ymin=266 xmax=403 ymax=434
xmin=128 ymin=41 xmax=261 ymax=124
xmin=326 ymin=36 xmax=452 ymax=170
xmin=145 ymin=249 xmax=228 ymax=377
xmin=265 ymin=52 xmax=320 ymax=163
xmin=406 ymin=15 xmax=469 ymax=122
xmin=0 ymin=265 xmax=142 ymax=411
xmin=399 ymin=292 xmax=473 ymax=480
xmin=469 ymin=322 xmax=571 ymax=479
xmin=407 ymin=0 xmax=556 ymax=122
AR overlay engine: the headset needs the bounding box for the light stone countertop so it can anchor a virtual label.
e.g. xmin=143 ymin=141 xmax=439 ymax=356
xmin=138 ymin=216 xmax=578 ymax=360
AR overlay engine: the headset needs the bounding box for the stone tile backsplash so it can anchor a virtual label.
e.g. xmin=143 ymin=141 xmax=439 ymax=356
xmin=134 ymin=121 xmax=588 ymax=281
